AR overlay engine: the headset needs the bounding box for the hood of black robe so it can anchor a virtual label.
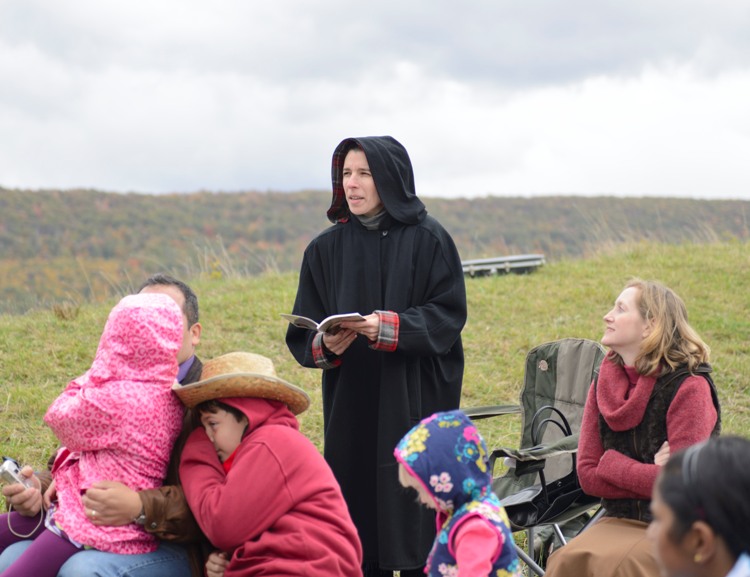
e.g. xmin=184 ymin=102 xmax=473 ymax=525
xmin=327 ymin=135 xmax=427 ymax=225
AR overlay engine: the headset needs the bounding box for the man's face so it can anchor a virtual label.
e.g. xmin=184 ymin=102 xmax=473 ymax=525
xmin=140 ymin=284 xmax=201 ymax=364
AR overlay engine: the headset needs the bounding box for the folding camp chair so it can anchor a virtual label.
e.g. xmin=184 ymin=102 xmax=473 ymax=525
xmin=465 ymin=338 xmax=606 ymax=576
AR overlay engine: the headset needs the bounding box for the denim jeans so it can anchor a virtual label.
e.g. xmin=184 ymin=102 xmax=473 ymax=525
xmin=0 ymin=539 xmax=191 ymax=577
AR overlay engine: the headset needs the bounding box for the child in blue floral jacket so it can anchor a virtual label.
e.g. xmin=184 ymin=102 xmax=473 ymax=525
xmin=394 ymin=410 xmax=521 ymax=577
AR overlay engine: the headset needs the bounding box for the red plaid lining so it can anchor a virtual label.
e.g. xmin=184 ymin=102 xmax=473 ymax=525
xmin=370 ymin=310 xmax=399 ymax=352
xmin=312 ymin=332 xmax=342 ymax=369
xmin=327 ymin=138 xmax=360 ymax=223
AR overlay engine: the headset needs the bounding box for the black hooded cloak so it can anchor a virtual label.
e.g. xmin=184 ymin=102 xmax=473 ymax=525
xmin=286 ymin=136 xmax=466 ymax=571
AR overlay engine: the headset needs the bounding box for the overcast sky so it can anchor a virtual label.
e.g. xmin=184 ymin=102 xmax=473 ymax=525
xmin=1 ymin=1 xmax=749 ymax=199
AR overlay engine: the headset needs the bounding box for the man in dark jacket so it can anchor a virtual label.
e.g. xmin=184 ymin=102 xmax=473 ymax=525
xmin=286 ymin=136 xmax=467 ymax=576
xmin=0 ymin=274 xmax=206 ymax=577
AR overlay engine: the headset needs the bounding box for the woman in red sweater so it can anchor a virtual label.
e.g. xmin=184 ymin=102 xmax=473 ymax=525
xmin=545 ymin=279 xmax=720 ymax=577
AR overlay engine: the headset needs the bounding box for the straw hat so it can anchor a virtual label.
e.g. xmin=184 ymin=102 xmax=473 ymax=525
xmin=172 ymin=352 xmax=311 ymax=415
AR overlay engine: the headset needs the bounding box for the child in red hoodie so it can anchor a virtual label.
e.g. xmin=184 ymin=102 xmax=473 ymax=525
xmin=175 ymin=352 xmax=363 ymax=577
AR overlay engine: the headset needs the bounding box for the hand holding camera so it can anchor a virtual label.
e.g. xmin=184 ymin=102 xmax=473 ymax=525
xmin=0 ymin=458 xmax=34 ymax=488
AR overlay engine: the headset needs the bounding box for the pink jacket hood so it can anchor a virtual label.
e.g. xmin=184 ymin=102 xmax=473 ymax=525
xmin=84 ymin=292 xmax=183 ymax=386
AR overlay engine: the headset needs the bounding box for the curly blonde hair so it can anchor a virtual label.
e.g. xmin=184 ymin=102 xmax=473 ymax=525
xmin=609 ymin=278 xmax=710 ymax=376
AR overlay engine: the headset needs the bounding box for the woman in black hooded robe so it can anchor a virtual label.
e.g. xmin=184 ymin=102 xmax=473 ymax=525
xmin=286 ymin=136 xmax=467 ymax=576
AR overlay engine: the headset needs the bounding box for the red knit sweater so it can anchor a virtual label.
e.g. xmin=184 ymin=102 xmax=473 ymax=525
xmin=577 ymin=359 xmax=718 ymax=500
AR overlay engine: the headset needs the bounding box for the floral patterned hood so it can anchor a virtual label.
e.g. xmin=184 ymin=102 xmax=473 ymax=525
xmin=394 ymin=409 xmax=492 ymax=513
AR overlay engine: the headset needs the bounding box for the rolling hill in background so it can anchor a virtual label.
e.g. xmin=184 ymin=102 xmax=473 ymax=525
xmin=2 ymin=242 xmax=749 ymax=466
xmin=1 ymin=186 xmax=749 ymax=314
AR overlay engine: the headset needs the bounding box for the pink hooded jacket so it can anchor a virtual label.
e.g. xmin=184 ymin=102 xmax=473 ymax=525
xmin=44 ymin=292 xmax=185 ymax=553
xmin=180 ymin=396 xmax=363 ymax=576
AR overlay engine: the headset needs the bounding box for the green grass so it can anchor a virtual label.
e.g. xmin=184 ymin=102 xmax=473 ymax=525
xmin=1 ymin=241 xmax=749 ymax=473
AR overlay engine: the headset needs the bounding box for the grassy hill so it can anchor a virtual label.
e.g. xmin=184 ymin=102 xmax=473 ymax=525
xmin=2 ymin=187 xmax=749 ymax=314
xmin=1 ymin=241 xmax=748 ymax=472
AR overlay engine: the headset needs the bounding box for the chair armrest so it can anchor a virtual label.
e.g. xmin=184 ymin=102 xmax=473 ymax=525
xmin=491 ymin=433 xmax=579 ymax=480
xmin=496 ymin=432 xmax=579 ymax=462
xmin=463 ymin=404 xmax=522 ymax=420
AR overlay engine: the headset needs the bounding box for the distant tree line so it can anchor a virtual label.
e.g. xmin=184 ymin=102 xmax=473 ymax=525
xmin=1 ymin=187 xmax=748 ymax=314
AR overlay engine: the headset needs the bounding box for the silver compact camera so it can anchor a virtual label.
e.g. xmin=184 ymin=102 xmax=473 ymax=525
xmin=0 ymin=458 xmax=33 ymax=488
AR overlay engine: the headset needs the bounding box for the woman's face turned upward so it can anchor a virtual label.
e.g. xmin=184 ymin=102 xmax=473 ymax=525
xmin=602 ymin=286 xmax=650 ymax=362
xmin=343 ymin=149 xmax=384 ymax=218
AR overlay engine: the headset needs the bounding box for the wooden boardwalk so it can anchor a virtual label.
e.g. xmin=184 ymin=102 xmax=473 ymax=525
xmin=462 ymin=254 xmax=545 ymax=277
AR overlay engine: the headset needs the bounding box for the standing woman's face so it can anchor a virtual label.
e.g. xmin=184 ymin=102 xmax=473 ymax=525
xmin=342 ymin=149 xmax=384 ymax=218
xmin=648 ymin=485 xmax=695 ymax=577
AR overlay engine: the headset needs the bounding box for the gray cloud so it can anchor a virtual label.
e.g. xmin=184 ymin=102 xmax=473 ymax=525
xmin=5 ymin=1 xmax=749 ymax=83
xmin=1 ymin=0 xmax=749 ymax=198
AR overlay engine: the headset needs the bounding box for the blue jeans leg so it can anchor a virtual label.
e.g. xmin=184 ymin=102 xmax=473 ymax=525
xmin=56 ymin=541 xmax=191 ymax=577
xmin=0 ymin=540 xmax=33 ymax=572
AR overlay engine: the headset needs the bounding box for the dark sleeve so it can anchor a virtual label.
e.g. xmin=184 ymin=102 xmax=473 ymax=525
xmin=286 ymin=252 xmax=329 ymax=368
xmin=393 ymin=229 xmax=467 ymax=356
xmin=139 ymin=484 xmax=203 ymax=543
xmin=139 ymin=410 xmax=204 ymax=543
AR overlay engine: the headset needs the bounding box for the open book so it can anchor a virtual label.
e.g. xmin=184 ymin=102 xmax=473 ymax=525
xmin=281 ymin=312 xmax=366 ymax=335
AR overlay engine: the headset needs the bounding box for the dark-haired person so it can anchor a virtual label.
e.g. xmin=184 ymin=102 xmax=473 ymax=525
xmin=545 ymin=278 xmax=721 ymax=577
xmin=648 ymin=436 xmax=750 ymax=577
xmin=0 ymin=274 xmax=206 ymax=577
xmin=177 ymin=352 xmax=363 ymax=576
xmin=285 ymin=136 xmax=467 ymax=576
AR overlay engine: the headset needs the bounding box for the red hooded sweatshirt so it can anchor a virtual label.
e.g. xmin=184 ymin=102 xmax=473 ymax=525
xmin=180 ymin=397 xmax=363 ymax=577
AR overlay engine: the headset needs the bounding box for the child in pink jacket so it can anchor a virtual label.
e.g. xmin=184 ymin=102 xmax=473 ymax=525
xmin=0 ymin=292 xmax=185 ymax=577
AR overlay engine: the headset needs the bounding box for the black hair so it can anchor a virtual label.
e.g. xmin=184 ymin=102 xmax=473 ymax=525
xmin=138 ymin=273 xmax=199 ymax=326
xmin=657 ymin=436 xmax=750 ymax=558
xmin=195 ymin=399 xmax=245 ymax=423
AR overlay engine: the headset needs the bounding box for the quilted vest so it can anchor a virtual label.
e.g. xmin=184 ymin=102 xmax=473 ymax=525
xmin=598 ymin=364 xmax=720 ymax=522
